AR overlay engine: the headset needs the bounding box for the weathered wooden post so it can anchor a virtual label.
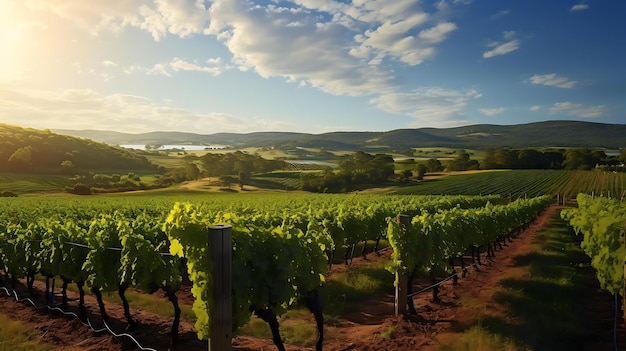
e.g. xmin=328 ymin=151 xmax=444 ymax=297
xmin=395 ymin=215 xmax=410 ymax=316
xmin=209 ymin=225 xmax=232 ymax=351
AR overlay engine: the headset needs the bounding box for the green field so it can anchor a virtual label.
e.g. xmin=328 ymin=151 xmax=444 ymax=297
xmin=0 ymin=173 xmax=69 ymax=194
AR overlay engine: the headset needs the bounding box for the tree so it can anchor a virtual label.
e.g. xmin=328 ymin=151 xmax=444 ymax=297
xmin=185 ymin=163 xmax=201 ymax=181
xmin=219 ymin=175 xmax=238 ymax=189
xmin=517 ymin=149 xmax=545 ymax=169
xmin=61 ymin=160 xmax=74 ymax=170
xmin=562 ymin=149 xmax=604 ymax=170
xmin=425 ymin=158 xmax=444 ymax=173
xmin=8 ymin=146 xmax=33 ymax=170
xmin=480 ymin=151 xmax=497 ymax=170
xmin=446 ymin=153 xmax=479 ymax=171
xmin=493 ymin=149 xmax=517 ymax=169
xmin=415 ymin=164 xmax=427 ymax=180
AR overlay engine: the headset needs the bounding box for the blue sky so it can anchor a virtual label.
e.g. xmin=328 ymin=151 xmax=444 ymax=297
xmin=0 ymin=0 xmax=624 ymax=134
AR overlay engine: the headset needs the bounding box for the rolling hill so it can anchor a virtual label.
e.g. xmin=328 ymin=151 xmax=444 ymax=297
xmin=54 ymin=120 xmax=626 ymax=150
xmin=0 ymin=124 xmax=156 ymax=172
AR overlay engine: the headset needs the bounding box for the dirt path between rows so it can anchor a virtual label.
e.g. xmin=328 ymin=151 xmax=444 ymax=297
xmin=0 ymin=205 xmax=618 ymax=351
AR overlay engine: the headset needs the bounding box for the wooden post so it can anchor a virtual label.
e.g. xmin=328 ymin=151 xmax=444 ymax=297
xmin=209 ymin=225 xmax=232 ymax=351
xmin=395 ymin=215 xmax=410 ymax=316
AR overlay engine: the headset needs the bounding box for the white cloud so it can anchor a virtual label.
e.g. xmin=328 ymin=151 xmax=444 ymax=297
xmin=549 ymin=102 xmax=607 ymax=118
xmin=146 ymin=63 xmax=172 ymax=77
xmin=528 ymin=73 xmax=577 ymax=88
xmin=530 ymin=105 xmax=541 ymax=111
xmin=370 ymin=87 xmax=482 ymax=126
xmin=25 ymin=0 xmax=211 ymax=40
xmin=483 ymin=39 xmax=520 ymax=58
xmin=206 ymin=0 xmax=397 ymax=97
xmin=483 ymin=31 xmax=520 ymax=58
xmin=170 ymin=57 xmax=223 ymax=76
xmin=570 ymin=4 xmax=589 ymax=12
xmin=124 ymin=57 xmax=227 ymax=77
xmin=102 ymin=60 xmax=118 ymax=68
xmin=203 ymin=0 xmax=462 ymax=100
xmin=479 ymin=107 xmax=505 ymax=116
xmin=0 ymin=86 xmax=284 ymax=133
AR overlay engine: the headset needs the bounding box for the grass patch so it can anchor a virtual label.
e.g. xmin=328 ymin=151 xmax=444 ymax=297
xmin=102 ymin=290 xmax=196 ymax=321
xmin=321 ymin=257 xmax=392 ymax=317
xmin=437 ymin=210 xmax=604 ymax=351
xmin=439 ymin=325 xmax=530 ymax=351
xmin=235 ymin=308 xmax=321 ymax=347
xmin=0 ymin=313 xmax=51 ymax=351
xmin=0 ymin=173 xmax=69 ymax=194
xmin=379 ymin=326 xmax=396 ymax=340
xmin=50 ymin=280 xmax=196 ymax=322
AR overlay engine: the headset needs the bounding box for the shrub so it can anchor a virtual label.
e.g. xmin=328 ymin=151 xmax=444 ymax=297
xmin=65 ymin=183 xmax=92 ymax=195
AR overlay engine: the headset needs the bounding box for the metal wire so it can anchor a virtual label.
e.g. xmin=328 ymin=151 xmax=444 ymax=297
xmin=0 ymin=284 xmax=157 ymax=351
xmin=408 ymin=271 xmax=458 ymax=298
xmin=64 ymin=241 xmax=172 ymax=256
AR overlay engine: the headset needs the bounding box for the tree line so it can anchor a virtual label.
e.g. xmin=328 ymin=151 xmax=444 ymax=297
xmin=300 ymin=152 xmax=395 ymax=192
xmin=156 ymin=151 xmax=285 ymax=188
xmin=477 ymin=148 xmax=624 ymax=171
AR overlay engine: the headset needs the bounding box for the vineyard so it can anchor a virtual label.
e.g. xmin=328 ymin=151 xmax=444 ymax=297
xmin=561 ymin=194 xmax=626 ymax=295
xmin=0 ymin=192 xmax=555 ymax=350
xmin=396 ymin=169 xmax=626 ymax=200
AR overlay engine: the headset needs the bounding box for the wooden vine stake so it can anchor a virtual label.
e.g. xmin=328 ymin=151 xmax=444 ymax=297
xmin=209 ymin=225 xmax=233 ymax=351
xmin=395 ymin=215 xmax=410 ymax=316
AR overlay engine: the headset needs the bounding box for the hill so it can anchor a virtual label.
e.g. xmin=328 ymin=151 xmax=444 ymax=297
xmin=0 ymin=124 xmax=156 ymax=173
xmin=54 ymin=120 xmax=626 ymax=150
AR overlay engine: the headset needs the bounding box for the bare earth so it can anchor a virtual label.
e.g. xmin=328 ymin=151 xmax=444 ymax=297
xmin=0 ymin=205 xmax=620 ymax=351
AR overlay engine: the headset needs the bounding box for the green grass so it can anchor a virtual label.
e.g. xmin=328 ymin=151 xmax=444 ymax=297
xmin=0 ymin=173 xmax=69 ymax=194
xmin=320 ymin=256 xmax=392 ymax=317
xmin=102 ymin=290 xmax=196 ymax=321
xmin=0 ymin=313 xmax=51 ymax=351
xmin=51 ymin=280 xmax=196 ymax=322
xmin=236 ymin=309 xmax=322 ymax=346
xmin=438 ymin=324 xmax=530 ymax=351
xmin=437 ymin=210 xmax=611 ymax=351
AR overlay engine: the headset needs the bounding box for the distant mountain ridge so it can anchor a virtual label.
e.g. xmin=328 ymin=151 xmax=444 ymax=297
xmin=53 ymin=120 xmax=626 ymax=150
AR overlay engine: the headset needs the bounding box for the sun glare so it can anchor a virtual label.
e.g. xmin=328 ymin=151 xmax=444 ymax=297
xmin=0 ymin=1 xmax=59 ymax=84
xmin=0 ymin=1 xmax=28 ymax=83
